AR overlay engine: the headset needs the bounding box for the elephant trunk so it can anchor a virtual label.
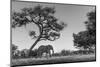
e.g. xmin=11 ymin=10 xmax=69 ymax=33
xmin=52 ymin=49 xmax=54 ymax=54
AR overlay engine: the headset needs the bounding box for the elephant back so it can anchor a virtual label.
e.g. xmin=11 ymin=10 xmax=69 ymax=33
xmin=38 ymin=45 xmax=46 ymax=51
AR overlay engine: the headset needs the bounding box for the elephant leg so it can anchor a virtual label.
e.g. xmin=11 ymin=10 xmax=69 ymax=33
xmin=52 ymin=50 xmax=54 ymax=54
xmin=37 ymin=52 xmax=40 ymax=58
xmin=38 ymin=52 xmax=42 ymax=58
xmin=45 ymin=52 xmax=48 ymax=59
xmin=49 ymin=51 xmax=51 ymax=57
xmin=46 ymin=50 xmax=50 ymax=58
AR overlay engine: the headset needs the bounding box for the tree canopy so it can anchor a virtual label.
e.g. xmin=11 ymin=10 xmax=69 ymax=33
xmin=12 ymin=44 xmax=18 ymax=51
xmin=12 ymin=5 xmax=67 ymax=51
xmin=73 ymin=9 xmax=96 ymax=50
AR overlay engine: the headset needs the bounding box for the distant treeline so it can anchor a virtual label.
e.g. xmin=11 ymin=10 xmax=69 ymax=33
xmin=12 ymin=45 xmax=95 ymax=59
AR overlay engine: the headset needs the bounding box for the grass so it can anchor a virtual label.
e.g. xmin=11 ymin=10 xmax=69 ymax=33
xmin=11 ymin=54 xmax=96 ymax=67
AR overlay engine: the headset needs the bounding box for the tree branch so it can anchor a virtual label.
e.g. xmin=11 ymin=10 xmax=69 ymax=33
xmin=29 ymin=19 xmax=43 ymax=50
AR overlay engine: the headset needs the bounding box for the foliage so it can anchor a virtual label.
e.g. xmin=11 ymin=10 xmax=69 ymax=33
xmin=12 ymin=44 xmax=18 ymax=51
xmin=60 ymin=50 xmax=71 ymax=56
xmin=29 ymin=49 xmax=38 ymax=57
xmin=52 ymin=53 xmax=61 ymax=57
xmin=12 ymin=44 xmax=18 ymax=58
xmin=12 ymin=5 xmax=67 ymax=50
xmin=73 ymin=9 xmax=96 ymax=50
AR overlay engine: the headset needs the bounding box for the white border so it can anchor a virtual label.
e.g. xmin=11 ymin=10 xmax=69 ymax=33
xmin=0 ymin=0 xmax=99 ymax=67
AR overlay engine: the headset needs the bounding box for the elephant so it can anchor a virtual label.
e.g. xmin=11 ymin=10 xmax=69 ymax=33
xmin=37 ymin=45 xmax=54 ymax=58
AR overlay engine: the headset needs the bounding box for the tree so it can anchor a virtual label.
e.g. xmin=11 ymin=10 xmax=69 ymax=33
xmin=12 ymin=5 xmax=67 ymax=51
xmin=61 ymin=50 xmax=70 ymax=56
xmin=12 ymin=44 xmax=18 ymax=58
xmin=73 ymin=9 xmax=96 ymax=50
xmin=73 ymin=30 xmax=94 ymax=49
xmin=12 ymin=44 xmax=18 ymax=51
xmin=29 ymin=49 xmax=38 ymax=57
xmin=85 ymin=9 xmax=96 ymax=33
xmin=85 ymin=9 xmax=96 ymax=45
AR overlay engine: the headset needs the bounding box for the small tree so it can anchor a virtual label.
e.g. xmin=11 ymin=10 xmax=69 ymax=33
xmin=29 ymin=49 xmax=38 ymax=57
xmin=61 ymin=50 xmax=71 ymax=56
xmin=12 ymin=5 xmax=67 ymax=51
xmin=12 ymin=44 xmax=18 ymax=51
xmin=73 ymin=9 xmax=96 ymax=50
xmin=12 ymin=44 xmax=18 ymax=58
xmin=73 ymin=31 xmax=93 ymax=49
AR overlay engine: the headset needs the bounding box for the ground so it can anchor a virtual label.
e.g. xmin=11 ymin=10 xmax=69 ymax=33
xmin=11 ymin=54 xmax=96 ymax=67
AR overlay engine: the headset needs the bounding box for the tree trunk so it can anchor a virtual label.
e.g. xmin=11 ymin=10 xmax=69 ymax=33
xmin=28 ymin=21 xmax=43 ymax=57
xmin=29 ymin=35 xmax=41 ymax=51
xmin=29 ymin=21 xmax=42 ymax=50
xmin=28 ymin=34 xmax=41 ymax=57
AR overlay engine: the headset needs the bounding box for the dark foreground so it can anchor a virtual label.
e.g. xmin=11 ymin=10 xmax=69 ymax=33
xmin=11 ymin=54 xmax=96 ymax=67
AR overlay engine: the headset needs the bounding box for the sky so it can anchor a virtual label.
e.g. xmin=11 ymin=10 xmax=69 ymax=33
xmin=12 ymin=1 xmax=95 ymax=53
